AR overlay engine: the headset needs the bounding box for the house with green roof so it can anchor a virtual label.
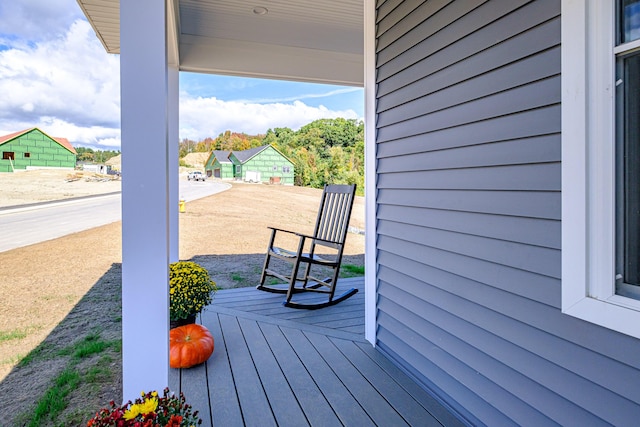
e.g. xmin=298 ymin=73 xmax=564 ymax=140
xmin=0 ymin=128 xmax=77 ymax=172
xmin=206 ymin=145 xmax=294 ymax=185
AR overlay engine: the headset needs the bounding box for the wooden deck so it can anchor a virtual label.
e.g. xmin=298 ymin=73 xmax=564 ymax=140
xmin=170 ymin=278 xmax=463 ymax=427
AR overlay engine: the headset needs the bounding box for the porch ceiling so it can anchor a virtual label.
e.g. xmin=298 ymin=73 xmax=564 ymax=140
xmin=76 ymin=0 xmax=364 ymax=86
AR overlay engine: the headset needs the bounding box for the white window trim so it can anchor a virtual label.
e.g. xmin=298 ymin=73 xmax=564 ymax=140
xmin=562 ymin=0 xmax=640 ymax=339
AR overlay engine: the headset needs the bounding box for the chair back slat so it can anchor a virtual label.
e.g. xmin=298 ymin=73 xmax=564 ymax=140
xmin=313 ymin=184 xmax=356 ymax=246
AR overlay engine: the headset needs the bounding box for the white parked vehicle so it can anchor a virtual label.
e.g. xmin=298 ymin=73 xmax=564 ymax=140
xmin=187 ymin=171 xmax=206 ymax=181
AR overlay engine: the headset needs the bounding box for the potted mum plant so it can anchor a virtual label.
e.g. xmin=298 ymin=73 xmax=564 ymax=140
xmin=170 ymin=261 xmax=216 ymax=328
xmin=87 ymin=388 xmax=202 ymax=426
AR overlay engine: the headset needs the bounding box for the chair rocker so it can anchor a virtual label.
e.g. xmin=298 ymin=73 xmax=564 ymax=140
xmin=257 ymin=184 xmax=358 ymax=309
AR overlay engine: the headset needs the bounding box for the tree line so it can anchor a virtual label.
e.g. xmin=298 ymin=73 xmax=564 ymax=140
xmin=180 ymin=118 xmax=364 ymax=193
xmin=72 ymin=118 xmax=365 ymax=193
xmin=75 ymin=147 xmax=121 ymax=163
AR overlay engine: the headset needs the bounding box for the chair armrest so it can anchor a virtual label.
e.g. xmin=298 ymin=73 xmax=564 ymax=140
xmin=294 ymin=232 xmax=339 ymax=246
xmin=267 ymin=226 xmax=298 ymax=236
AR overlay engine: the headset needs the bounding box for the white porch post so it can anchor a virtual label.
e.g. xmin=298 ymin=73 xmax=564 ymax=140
xmin=120 ymin=0 xmax=173 ymax=400
xmin=168 ymin=66 xmax=179 ymax=263
xmin=364 ymin=0 xmax=378 ymax=345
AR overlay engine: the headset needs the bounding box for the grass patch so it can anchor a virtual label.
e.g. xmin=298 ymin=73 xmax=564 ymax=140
xmin=1 ymin=353 xmax=27 ymax=366
xmin=84 ymin=354 xmax=115 ymax=386
xmin=74 ymin=339 xmax=111 ymax=360
xmin=0 ymin=328 xmax=28 ymax=343
xmin=231 ymin=274 xmax=246 ymax=284
xmin=72 ymin=334 xmax=112 ymax=360
xmin=17 ymin=342 xmax=55 ymax=368
xmin=340 ymin=264 xmax=365 ymax=277
xmin=26 ymin=368 xmax=81 ymax=427
xmin=55 ymin=332 xmax=118 ymax=360
xmin=15 ymin=334 xmax=123 ymax=427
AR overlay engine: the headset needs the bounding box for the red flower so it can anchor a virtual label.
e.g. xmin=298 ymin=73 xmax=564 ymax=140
xmin=166 ymin=415 xmax=183 ymax=427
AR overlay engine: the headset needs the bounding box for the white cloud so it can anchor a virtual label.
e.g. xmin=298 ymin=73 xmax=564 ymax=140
xmin=40 ymin=117 xmax=121 ymax=149
xmin=179 ymin=97 xmax=359 ymax=141
xmin=0 ymin=19 xmax=120 ymax=150
xmin=0 ymin=1 xmax=83 ymax=42
xmin=0 ymin=7 xmax=361 ymax=150
xmin=241 ymin=87 xmax=362 ymax=104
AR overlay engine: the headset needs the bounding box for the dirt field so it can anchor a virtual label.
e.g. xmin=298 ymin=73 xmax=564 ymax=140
xmin=0 ymin=169 xmax=364 ymax=425
xmin=0 ymin=169 xmax=122 ymax=207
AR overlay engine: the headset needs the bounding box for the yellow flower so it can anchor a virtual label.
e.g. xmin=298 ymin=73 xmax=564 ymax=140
xmin=140 ymin=396 xmax=159 ymax=414
xmin=123 ymin=405 xmax=140 ymax=420
xmin=123 ymin=396 xmax=158 ymax=420
xmin=169 ymin=261 xmax=216 ymax=321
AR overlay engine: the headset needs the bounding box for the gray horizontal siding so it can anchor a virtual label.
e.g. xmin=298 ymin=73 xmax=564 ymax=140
xmin=374 ymin=0 xmax=640 ymax=426
xmin=378 ymin=223 xmax=560 ymax=278
xmin=377 ymin=283 xmax=636 ymax=427
xmin=377 ymin=236 xmax=559 ymax=308
xmin=377 ymin=264 xmax=640 ymax=426
xmin=377 ymin=188 xmax=561 ymax=220
xmin=376 ymin=0 xmax=434 ymax=36
xmin=377 ymin=249 xmax=640 ymax=373
xmin=377 ymin=135 xmax=561 ymax=172
xmin=378 ymin=19 xmax=560 ymax=114
xmin=377 ymin=0 xmax=559 ymax=95
xmin=377 ymin=105 xmax=561 ymax=159
xmin=377 ymin=0 xmax=484 ymax=58
xmin=377 ymin=75 xmax=560 ymax=142
xmin=377 ymin=47 xmax=561 ymax=127
xmin=377 ymin=204 xmax=561 ymax=249
xmin=377 ymin=163 xmax=560 ymax=191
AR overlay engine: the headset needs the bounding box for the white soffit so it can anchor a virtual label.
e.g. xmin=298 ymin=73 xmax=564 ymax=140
xmin=76 ymin=0 xmax=120 ymax=54
xmin=76 ymin=0 xmax=364 ymax=86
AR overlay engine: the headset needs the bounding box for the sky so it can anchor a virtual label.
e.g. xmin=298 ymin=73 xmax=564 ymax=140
xmin=0 ymin=1 xmax=363 ymax=151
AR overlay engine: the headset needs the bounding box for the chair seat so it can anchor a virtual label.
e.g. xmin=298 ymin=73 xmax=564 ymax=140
xmin=271 ymin=247 xmax=335 ymax=264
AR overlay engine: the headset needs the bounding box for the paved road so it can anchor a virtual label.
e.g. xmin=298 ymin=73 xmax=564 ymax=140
xmin=0 ymin=179 xmax=230 ymax=253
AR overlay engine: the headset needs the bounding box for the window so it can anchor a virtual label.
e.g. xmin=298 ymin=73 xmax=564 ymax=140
xmin=2 ymin=152 xmax=15 ymax=160
xmin=24 ymin=152 xmax=31 ymax=158
xmin=562 ymin=0 xmax=640 ymax=338
xmin=282 ymin=166 xmax=290 ymax=173
xmin=617 ymin=1 xmax=640 ymax=299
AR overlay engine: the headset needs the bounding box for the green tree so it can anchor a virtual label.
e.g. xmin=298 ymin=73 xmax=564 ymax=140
xmin=297 ymin=118 xmax=363 ymax=148
xmin=74 ymin=147 xmax=120 ymax=163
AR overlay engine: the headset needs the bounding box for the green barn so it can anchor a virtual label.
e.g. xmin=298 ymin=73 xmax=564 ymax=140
xmin=0 ymin=128 xmax=77 ymax=173
xmin=230 ymin=145 xmax=294 ymax=185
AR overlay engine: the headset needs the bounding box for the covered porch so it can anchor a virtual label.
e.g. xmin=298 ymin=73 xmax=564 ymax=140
xmin=76 ymin=0 xmax=377 ymax=400
xmin=170 ymin=278 xmax=462 ymax=426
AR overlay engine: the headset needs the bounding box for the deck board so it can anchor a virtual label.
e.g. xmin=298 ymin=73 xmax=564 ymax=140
xmin=305 ymin=332 xmax=409 ymax=426
xmin=333 ymin=338 xmax=442 ymax=426
xmin=238 ymin=317 xmax=308 ymax=427
xmin=206 ymin=313 xmax=244 ymax=427
xmin=281 ymin=326 xmax=376 ymax=426
xmin=170 ymin=277 xmax=463 ymax=426
xmin=219 ymin=314 xmax=277 ymax=427
xmin=260 ymin=322 xmax=341 ymax=426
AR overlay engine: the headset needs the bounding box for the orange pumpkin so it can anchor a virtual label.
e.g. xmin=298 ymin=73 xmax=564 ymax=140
xmin=169 ymin=324 xmax=214 ymax=369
